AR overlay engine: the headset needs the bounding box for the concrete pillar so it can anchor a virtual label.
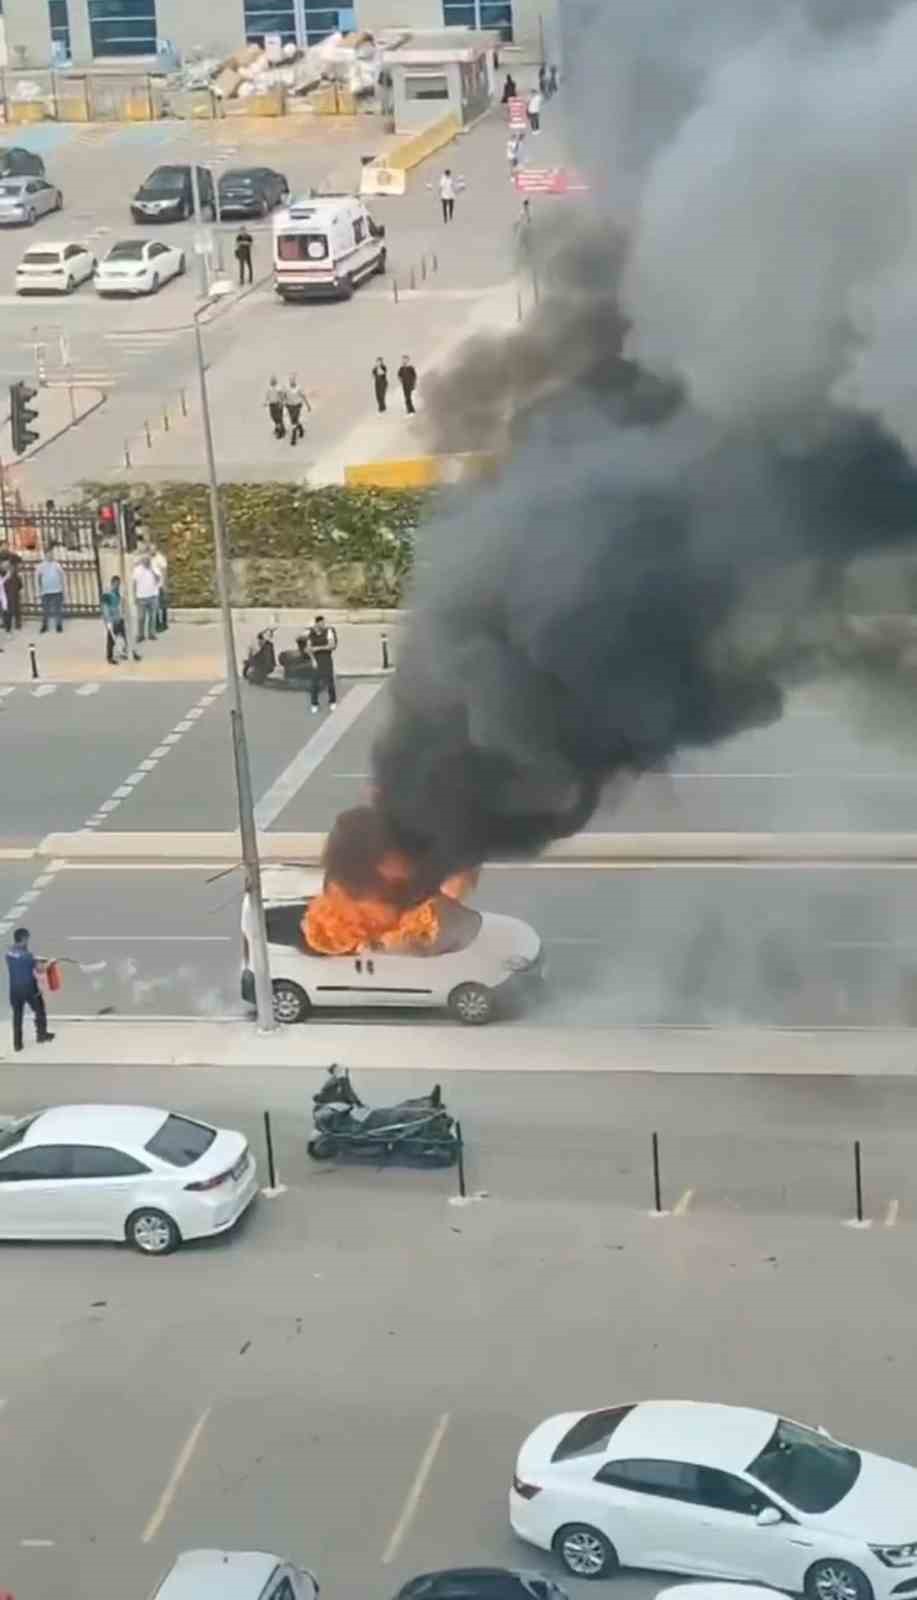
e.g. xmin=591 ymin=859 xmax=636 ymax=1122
xmin=3 ymin=0 xmax=54 ymax=68
xmin=156 ymin=0 xmax=245 ymax=59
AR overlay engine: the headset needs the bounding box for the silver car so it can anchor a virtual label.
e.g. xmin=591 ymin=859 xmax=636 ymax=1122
xmin=0 ymin=176 xmax=62 ymax=225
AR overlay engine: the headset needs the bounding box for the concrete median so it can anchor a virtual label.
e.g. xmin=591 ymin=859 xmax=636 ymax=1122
xmin=35 ymin=830 xmax=917 ymax=864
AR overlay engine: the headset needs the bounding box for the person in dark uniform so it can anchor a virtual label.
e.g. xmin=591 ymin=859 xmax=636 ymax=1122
xmin=372 ymin=357 xmax=388 ymax=413
xmin=306 ymin=614 xmax=338 ymax=714
xmin=2 ymin=552 xmax=21 ymax=630
xmin=398 ymin=355 xmax=417 ymax=415
xmin=234 ymin=225 xmax=254 ymax=286
xmin=501 ymin=72 xmax=517 ymax=103
xmin=265 ymin=376 xmax=286 ymax=439
xmin=6 ymin=927 xmax=54 ymax=1053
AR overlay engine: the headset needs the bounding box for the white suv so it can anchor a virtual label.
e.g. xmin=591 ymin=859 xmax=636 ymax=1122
xmin=241 ymin=868 xmax=544 ymax=1025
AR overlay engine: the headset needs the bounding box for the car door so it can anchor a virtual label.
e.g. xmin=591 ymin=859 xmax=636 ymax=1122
xmin=593 ymin=1459 xmax=722 ymax=1573
xmin=33 ymin=181 xmax=53 ymax=217
xmin=692 ymin=1468 xmax=816 ymax=1588
xmin=147 ymin=241 xmax=170 ymax=284
xmin=64 ymin=242 xmax=88 ymax=283
xmin=357 ymin=950 xmax=437 ymax=1008
xmin=68 ymin=1145 xmax=153 ymax=1238
xmin=0 ymin=1144 xmax=75 ymax=1237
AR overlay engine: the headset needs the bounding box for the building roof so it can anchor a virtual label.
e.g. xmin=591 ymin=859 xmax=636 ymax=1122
xmin=383 ymin=28 xmax=499 ymax=63
xmin=609 ymin=1401 xmax=776 ymax=1472
xmin=151 ymin=1550 xmax=281 ymax=1600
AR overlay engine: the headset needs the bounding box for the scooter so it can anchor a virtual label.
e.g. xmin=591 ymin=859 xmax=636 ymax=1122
xmin=242 ymin=627 xmax=276 ymax=685
xmin=242 ymin=627 xmax=314 ymax=689
xmin=307 ymin=1064 xmax=458 ymax=1166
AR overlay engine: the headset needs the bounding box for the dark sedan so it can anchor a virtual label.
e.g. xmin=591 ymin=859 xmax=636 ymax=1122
xmin=0 ymin=145 xmax=45 ymax=178
xmin=218 ymin=166 xmax=289 ymax=218
xmin=395 ymin=1571 xmax=570 ymax=1600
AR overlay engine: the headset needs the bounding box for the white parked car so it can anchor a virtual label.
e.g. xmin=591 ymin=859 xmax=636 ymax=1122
xmin=16 ymin=238 xmax=96 ymax=294
xmin=95 ymin=236 xmax=185 ymax=296
xmin=0 ymin=175 xmax=62 ymax=225
xmin=511 ymin=1400 xmax=917 ymax=1600
xmin=150 ymin=1549 xmax=319 ymax=1600
xmin=241 ymin=868 xmax=544 ymax=1025
xmin=0 ymin=1104 xmax=257 ymax=1255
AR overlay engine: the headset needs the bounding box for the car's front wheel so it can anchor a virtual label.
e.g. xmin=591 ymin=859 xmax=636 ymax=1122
xmin=553 ymin=1525 xmax=618 ymax=1581
xmin=149 ymin=271 xmax=160 ymax=294
xmin=806 ymin=1561 xmax=874 ymax=1600
xmin=65 ymin=274 xmax=75 ymax=293
xmin=177 ymin=252 xmax=186 ymax=275
xmin=448 ymin=981 xmax=495 ymax=1025
xmin=126 ymin=1208 xmax=181 ymax=1255
xmin=272 ymin=979 xmax=311 ymax=1025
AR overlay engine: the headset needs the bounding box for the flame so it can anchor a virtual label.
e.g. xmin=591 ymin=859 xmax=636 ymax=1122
xmin=305 ymin=880 xmax=441 ymax=955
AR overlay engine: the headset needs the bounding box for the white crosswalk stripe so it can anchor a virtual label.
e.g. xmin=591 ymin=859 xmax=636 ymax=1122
xmin=0 ymin=682 xmax=109 ymax=699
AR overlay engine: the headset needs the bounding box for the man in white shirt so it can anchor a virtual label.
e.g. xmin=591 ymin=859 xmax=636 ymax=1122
xmin=133 ymin=552 xmax=160 ymax=642
xmin=438 ymin=169 xmax=456 ymax=223
xmin=151 ymin=544 xmax=168 ymax=632
xmin=527 ymin=88 xmax=543 ymax=133
xmin=37 ymin=548 xmax=65 ymax=634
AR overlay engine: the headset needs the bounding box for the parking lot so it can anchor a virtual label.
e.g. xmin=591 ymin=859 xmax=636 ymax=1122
xmin=0 ymin=1063 xmax=915 ymax=1600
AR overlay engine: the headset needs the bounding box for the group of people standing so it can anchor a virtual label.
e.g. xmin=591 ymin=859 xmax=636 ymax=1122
xmin=372 ymin=356 xmax=418 ymax=416
xmin=265 ymin=376 xmax=309 ymax=444
xmin=100 ymin=544 xmax=168 ymax=664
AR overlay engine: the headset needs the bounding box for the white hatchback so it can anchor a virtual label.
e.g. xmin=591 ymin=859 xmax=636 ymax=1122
xmin=511 ymin=1400 xmax=917 ymax=1600
xmin=241 ymin=868 xmax=544 ymax=1025
xmin=0 ymin=1104 xmax=257 ymax=1255
xmin=16 ymin=238 xmax=96 ymax=294
xmin=151 ymin=1549 xmax=319 ymax=1600
xmin=95 ymin=236 xmax=185 ymax=295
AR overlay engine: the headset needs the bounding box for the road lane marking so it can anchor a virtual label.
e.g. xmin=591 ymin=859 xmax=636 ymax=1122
xmin=20 ymin=1538 xmax=55 ymax=1547
xmin=138 ymin=760 xmax=158 ymax=771
xmin=68 ymin=934 xmax=232 ymax=942
xmin=673 ymin=1187 xmax=695 ymax=1216
xmin=149 ymin=746 xmax=171 ymax=758
xmin=141 ymin=1407 xmax=211 ymax=1544
xmin=382 ymin=1411 xmax=451 ymax=1565
xmin=32 ymin=685 xmax=56 ymax=698
xmin=173 ymin=721 xmax=193 ymax=732
xmin=161 ymin=734 xmax=182 ymax=744
xmin=885 ymin=1198 xmax=899 ymax=1227
xmin=97 ymin=801 xmax=121 ymax=814
xmin=254 ymin=683 xmax=381 ymax=830
xmin=76 ymin=683 xmax=100 ymax=696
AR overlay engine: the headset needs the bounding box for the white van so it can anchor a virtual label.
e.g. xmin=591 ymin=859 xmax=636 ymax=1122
xmin=273 ymin=193 xmax=386 ymax=301
xmin=241 ymin=867 xmax=545 ymax=1025
xmin=150 ymin=1549 xmax=319 ymax=1600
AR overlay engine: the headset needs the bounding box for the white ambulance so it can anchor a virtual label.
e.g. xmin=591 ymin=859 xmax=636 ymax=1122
xmin=273 ymin=193 xmax=386 ymax=301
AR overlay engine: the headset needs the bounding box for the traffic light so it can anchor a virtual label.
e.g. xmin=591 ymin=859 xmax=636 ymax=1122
xmin=97 ymin=502 xmax=117 ymax=542
xmin=9 ymin=380 xmax=38 ymax=455
xmin=122 ymin=501 xmax=139 ymax=552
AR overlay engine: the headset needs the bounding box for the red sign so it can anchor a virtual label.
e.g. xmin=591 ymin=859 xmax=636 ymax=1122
xmin=514 ymin=167 xmax=590 ymax=196
xmin=507 ymin=96 xmax=527 ymax=129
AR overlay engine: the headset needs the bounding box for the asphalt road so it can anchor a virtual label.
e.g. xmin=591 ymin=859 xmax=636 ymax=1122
xmin=1 ymin=1066 xmax=916 ymax=1600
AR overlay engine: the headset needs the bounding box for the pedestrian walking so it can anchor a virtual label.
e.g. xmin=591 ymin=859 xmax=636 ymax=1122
xmin=101 ymin=574 xmax=128 ymax=665
xmin=133 ymin=551 xmax=159 ymax=643
xmin=397 ymin=355 xmax=418 ymax=416
xmin=151 ymin=543 xmax=168 ymax=631
xmin=538 ymin=63 xmax=547 ymax=96
xmin=285 ymin=375 xmax=306 ymax=445
xmin=266 ymin=375 xmax=287 ymax=439
xmin=6 ymin=927 xmax=54 ymax=1053
xmin=439 ymin=169 xmax=456 ymax=223
xmin=548 ymin=64 xmax=559 ymax=97
xmin=372 ymin=357 xmax=389 ymax=413
xmin=36 ymin=545 xmax=65 ymax=633
xmin=527 ymin=88 xmax=543 ymax=133
xmin=234 ymin=225 xmax=254 ymax=287
xmin=306 ymin=614 xmax=338 ymax=714
xmin=1 ymin=550 xmax=22 ymax=631
xmin=501 ymin=71 xmax=517 ymax=103
xmin=507 ymin=132 xmax=523 ymax=176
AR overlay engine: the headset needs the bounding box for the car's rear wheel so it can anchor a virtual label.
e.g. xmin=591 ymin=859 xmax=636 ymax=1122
xmin=374 ymin=246 xmax=387 ymax=276
xmin=150 ymin=271 xmax=160 ymax=294
xmin=553 ymin=1525 xmax=618 ymax=1581
xmin=65 ymin=274 xmax=75 ymax=293
xmin=308 ymin=1134 xmax=337 ymax=1159
xmin=25 ymin=208 xmax=35 ymax=225
xmin=177 ymin=252 xmax=186 ymax=275
xmin=806 ymin=1561 xmax=873 ymax=1600
xmin=126 ymin=1208 xmax=181 ymax=1255
xmin=54 ymin=189 xmax=63 ymax=210
xmin=448 ymin=981 xmax=495 ymax=1025
xmin=272 ymin=979 xmax=311 ymax=1025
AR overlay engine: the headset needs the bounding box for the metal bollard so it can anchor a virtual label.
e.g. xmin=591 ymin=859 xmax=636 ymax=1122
xmin=432 ymin=251 xmax=438 ymax=273
xmin=162 ymin=410 xmax=170 ymax=432
xmin=180 ymin=388 xmax=188 ymax=417
xmin=28 ymin=644 xmax=38 ymax=681
xmin=853 ymin=1139 xmax=864 ymax=1223
xmin=263 ymin=1110 xmax=277 ymax=1190
xmin=421 ymin=254 xmax=427 ymax=281
xmin=651 ymin=1131 xmax=662 ymax=1213
xmin=381 ymin=630 xmax=390 ymax=670
xmin=409 ymin=265 xmax=416 ymax=291
xmin=516 ymin=290 xmax=523 ymax=324
xmin=123 ymin=440 xmax=132 ymax=468
xmin=456 ymin=1120 xmax=466 ymax=1199
xmin=392 ymin=276 xmax=399 ymax=304
xmin=144 ymin=419 xmax=152 ymax=448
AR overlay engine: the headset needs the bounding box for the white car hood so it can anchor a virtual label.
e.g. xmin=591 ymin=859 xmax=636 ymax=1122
xmin=807 ymin=1450 xmax=917 ymax=1542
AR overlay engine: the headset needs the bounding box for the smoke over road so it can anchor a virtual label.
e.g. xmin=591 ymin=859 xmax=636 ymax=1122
xmin=371 ymin=0 xmax=917 ymax=882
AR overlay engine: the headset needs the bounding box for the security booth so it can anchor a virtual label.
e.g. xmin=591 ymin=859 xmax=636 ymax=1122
xmin=383 ymin=30 xmax=498 ymax=134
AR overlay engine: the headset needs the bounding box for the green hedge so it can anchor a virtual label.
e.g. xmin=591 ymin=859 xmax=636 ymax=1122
xmin=79 ymin=481 xmax=425 ymax=607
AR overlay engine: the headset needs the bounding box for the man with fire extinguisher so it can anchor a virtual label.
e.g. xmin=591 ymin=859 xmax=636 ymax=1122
xmin=5 ymin=927 xmax=55 ymax=1053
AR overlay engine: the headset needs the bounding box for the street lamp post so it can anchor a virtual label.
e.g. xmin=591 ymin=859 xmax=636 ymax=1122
xmin=192 ymin=289 xmax=275 ymax=1033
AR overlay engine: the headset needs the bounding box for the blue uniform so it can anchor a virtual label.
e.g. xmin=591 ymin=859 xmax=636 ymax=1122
xmin=6 ymin=944 xmax=49 ymax=1052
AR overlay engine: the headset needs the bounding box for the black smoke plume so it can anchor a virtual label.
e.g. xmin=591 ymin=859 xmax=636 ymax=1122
xmin=371 ymin=0 xmax=917 ymax=881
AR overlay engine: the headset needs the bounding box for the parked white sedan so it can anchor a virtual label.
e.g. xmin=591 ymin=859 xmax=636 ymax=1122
xmin=0 ymin=1104 xmax=257 ymax=1254
xmin=16 ymin=238 xmax=96 ymax=294
xmin=95 ymin=237 xmax=185 ymax=296
xmin=511 ymin=1400 xmax=917 ymax=1600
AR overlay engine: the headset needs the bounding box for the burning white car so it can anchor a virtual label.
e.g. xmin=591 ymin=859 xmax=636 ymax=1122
xmin=241 ymin=868 xmax=544 ymax=1025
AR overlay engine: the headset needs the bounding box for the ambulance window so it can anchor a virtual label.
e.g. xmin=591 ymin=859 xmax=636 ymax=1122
xmin=277 ymin=233 xmax=328 ymax=261
xmin=353 ymin=215 xmax=366 ymax=245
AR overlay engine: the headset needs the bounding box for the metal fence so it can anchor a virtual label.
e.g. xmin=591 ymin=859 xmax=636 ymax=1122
xmin=2 ymin=501 xmax=102 ymax=617
xmin=0 ymin=69 xmax=222 ymax=126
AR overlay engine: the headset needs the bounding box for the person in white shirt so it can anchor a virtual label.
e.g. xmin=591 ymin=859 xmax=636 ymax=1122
xmin=133 ymin=552 xmax=160 ymax=642
xmin=151 ymin=544 xmax=168 ymax=632
xmin=527 ymin=88 xmax=543 ymax=133
xmin=438 ymin=169 xmax=456 ymax=223
xmin=37 ymin=549 xmax=65 ymax=634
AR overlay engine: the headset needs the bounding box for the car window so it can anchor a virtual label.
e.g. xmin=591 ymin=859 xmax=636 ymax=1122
xmin=552 ymin=1406 xmax=636 ymax=1461
xmin=148 ymin=243 xmax=166 ymax=256
xmin=70 ymin=1146 xmax=150 ymax=1179
xmin=65 ymin=245 xmax=83 ymax=259
xmin=266 ymin=902 xmax=308 ymax=948
xmin=107 ymin=241 xmax=145 ymax=260
xmin=0 ymin=1113 xmax=42 ymax=1154
xmin=0 ymin=1145 xmax=74 ymax=1181
xmin=747 ymin=1419 xmax=860 ymax=1513
xmin=267 ymin=1581 xmax=296 ymax=1600
xmin=697 ymin=1467 xmax=773 ymax=1516
xmin=144 ymin=1114 xmax=216 ymax=1167
xmin=596 ymin=1458 xmax=703 ymax=1502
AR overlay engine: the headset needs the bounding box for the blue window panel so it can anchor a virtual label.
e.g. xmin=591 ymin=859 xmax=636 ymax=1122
xmin=89 ymin=0 xmax=157 ymax=55
xmin=304 ymin=6 xmax=341 ymax=43
xmin=480 ymin=1 xmax=513 ymax=37
xmin=244 ymin=0 xmax=295 ymax=43
xmin=443 ymin=3 xmax=477 ymax=26
xmin=49 ymin=0 xmax=71 ymax=53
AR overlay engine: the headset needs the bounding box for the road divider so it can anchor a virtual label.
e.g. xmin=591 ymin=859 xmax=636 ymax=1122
xmin=34 ymin=830 xmax=917 ymax=865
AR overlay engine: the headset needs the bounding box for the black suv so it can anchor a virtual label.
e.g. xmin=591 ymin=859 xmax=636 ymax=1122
xmin=131 ymin=165 xmax=214 ymax=223
xmin=218 ymin=166 xmax=289 ymax=218
xmin=0 ymin=145 xmax=45 ymax=178
xmin=395 ymin=1571 xmax=569 ymax=1600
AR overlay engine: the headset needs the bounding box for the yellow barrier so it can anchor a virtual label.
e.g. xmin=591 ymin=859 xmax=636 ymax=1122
xmin=8 ymin=103 xmax=46 ymax=125
xmin=344 ymin=453 xmax=498 ymax=490
xmin=387 ymin=112 xmax=460 ymax=172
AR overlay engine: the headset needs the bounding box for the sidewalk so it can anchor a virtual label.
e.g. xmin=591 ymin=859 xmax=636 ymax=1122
xmin=0 ymin=610 xmax=403 ymax=683
xmin=0 ymin=1016 xmax=914 ymax=1074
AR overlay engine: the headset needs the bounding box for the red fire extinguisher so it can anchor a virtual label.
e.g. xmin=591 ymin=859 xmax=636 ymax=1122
xmin=44 ymin=958 xmax=62 ymax=992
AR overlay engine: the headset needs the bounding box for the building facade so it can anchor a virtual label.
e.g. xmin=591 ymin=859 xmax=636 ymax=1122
xmin=3 ymin=0 xmax=557 ymax=71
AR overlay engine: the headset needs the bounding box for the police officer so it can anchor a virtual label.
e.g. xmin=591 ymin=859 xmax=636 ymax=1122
xmin=6 ymin=927 xmax=54 ymax=1053
xmin=306 ymin=614 xmax=338 ymax=714
xmin=235 ymin=225 xmax=254 ymax=286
